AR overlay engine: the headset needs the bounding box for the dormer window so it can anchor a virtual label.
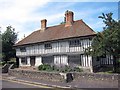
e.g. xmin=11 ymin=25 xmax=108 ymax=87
xmin=45 ymin=43 xmax=52 ymax=49
xmin=20 ymin=47 xmax=26 ymax=52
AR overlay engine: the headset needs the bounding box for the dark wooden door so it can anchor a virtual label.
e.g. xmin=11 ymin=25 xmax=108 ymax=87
xmin=30 ymin=56 xmax=35 ymax=66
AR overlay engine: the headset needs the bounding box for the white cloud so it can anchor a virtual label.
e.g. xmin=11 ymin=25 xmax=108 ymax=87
xmin=0 ymin=0 xmax=50 ymax=41
xmin=0 ymin=0 xmax=71 ymax=42
xmin=0 ymin=1 xmax=117 ymax=42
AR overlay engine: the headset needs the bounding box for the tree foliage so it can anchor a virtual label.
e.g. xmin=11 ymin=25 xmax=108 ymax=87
xmin=2 ymin=26 xmax=17 ymax=62
xmin=86 ymin=13 xmax=120 ymax=72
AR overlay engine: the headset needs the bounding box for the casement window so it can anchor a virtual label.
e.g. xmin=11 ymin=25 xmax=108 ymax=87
xmin=69 ymin=39 xmax=81 ymax=47
xmin=21 ymin=57 xmax=27 ymax=65
xmin=20 ymin=47 xmax=26 ymax=52
xmin=68 ymin=55 xmax=81 ymax=65
xmin=44 ymin=43 xmax=52 ymax=49
xmin=42 ymin=56 xmax=53 ymax=64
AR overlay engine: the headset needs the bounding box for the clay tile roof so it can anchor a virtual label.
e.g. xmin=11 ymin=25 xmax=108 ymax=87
xmin=15 ymin=19 xmax=96 ymax=46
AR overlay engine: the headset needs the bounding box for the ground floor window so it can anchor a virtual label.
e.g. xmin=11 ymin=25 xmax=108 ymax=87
xmin=68 ymin=55 xmax=81 ymax=66
xmin=41 ymin=54 xmax=92 ymax=67
xmin=42 ymin=56 xmax=54 ymax=65
xmin=21 ymin=57 xmax=27 ymax=65
xmin=68 ymin=54 xmax=92 ymax=67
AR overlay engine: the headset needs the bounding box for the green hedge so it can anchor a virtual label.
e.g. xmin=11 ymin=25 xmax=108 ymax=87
xmin=38 ymin=64 xmax=53 ymax=71
xmin=38 ymin=64 xmax=83 ymax=73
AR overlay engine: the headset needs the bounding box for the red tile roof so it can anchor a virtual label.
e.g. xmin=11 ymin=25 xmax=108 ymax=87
xmin=15 ymin=19 xmax=96 ymax=46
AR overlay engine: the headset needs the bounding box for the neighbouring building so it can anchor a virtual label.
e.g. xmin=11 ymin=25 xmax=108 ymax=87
xmin=14 ymin=10 xmax=113 ymax=72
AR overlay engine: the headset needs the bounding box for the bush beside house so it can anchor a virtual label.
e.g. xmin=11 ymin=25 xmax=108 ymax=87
xmin=38 ymin=64 xmax=83 ymax=73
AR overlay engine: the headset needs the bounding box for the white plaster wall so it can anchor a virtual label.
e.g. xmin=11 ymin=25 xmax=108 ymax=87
xmin=35 ymin=56 xmax=42 ymax=66
xmin=19 ymin=58 xmax=22 ymax=66
xmin=61 ymin=55 xmax=68 ymax=65
xmin=54 ymin=55 xmax=68 ymax=65
xmin=88 ymin=55 xmax=92 ymax=67
xmin=19 ymin=57 xmax=30 ymax=66
xmin=27 ymin=57 xmax=31 ymax=66
xmin=81 ymin=55 xmax=92 ymax=67
xmin=54 ymin=56 xmax=60 ymax=65
xmin=16 ymin=38 xmax=92 ymax=56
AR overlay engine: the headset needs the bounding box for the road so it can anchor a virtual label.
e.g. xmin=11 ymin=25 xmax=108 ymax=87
xmin=2 ymin=79 xmax=52 ymax=89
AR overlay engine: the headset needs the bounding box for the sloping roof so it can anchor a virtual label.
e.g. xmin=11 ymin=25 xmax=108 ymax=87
xmin=15 ymin=20 xmax=96 ymax=46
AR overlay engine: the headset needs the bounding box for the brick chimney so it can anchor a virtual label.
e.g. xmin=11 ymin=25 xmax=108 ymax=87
xmin=41 ymin=19 xmax=47 ymax=31
xmin=65 ymin=10 xmax=74 ymax=27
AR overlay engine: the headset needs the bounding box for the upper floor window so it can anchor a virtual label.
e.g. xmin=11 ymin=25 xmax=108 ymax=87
xmin=69 ymin=39 xmax=81 ymax=47
xmin=20 ymin=47 xmax=26 ymax=52
xmin=44 ymin=43 xmax=52 ymax=49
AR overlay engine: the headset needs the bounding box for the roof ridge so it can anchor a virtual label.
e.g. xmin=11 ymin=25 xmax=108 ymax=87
xmin=15 ymin=19 xmax=96 ymax=46
xmin=40 ymin=19 xmax=83 ymax=30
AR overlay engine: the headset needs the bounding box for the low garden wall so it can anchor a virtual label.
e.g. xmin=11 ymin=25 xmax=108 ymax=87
xmin=8 ymin=69 xmax=64 ymax=82
xmin=72 ymin=72 xmax=119 ymax=81
xmin=8 ymin=69 xmax=119 ymax=82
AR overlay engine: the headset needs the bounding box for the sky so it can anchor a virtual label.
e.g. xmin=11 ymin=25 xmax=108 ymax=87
xmin=0 ymin=0 xmax=119 ymax=42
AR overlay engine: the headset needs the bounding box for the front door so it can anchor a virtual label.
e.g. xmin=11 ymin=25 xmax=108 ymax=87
xmin=30 ymin=56 xmax=35 ymax=66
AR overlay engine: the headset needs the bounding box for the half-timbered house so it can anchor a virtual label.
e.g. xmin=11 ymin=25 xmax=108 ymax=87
xmin=14 ymin=11 xmax=113 ymax=72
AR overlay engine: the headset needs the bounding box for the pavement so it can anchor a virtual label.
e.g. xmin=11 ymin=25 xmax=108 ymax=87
xmin=2 ymin=73 xmax=119 ymax=89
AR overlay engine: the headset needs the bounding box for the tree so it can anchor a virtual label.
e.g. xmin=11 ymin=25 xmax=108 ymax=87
xmin=2 ymin=26 xmax=17 ymax=62
xmin=86 ymin=13 xmax=120 ymax=73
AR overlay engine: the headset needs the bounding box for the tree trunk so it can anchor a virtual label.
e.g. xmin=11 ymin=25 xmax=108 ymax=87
xmin=113 ymin=55 xmax=117 ymax=73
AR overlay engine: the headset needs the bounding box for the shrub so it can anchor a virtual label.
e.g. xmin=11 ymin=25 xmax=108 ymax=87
xmin=38 ymin=64 xmax=83 ymax=73
xmin=38 ymin=64 xmax=43 ymax=70
xmin=73 ymin=67 xmax=83 ymax=72
xmin=64 ymin=65 xmax=71 ymax=72
xmin=52 ymin=65 xmax=58 ymax=71
xmin=38 ymin=64 xmax=53 ymax=71
xmin=7 ymin=61 xmax=15 ymax=64
xmin=1 ymin=61 xmax=6 ymax=66
xmin=117 ymin=59 xmax=120 ymax=63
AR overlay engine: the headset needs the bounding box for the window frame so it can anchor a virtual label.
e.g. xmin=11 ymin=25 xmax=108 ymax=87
xmin=20 ymin=47 xmax=26 ymax=52
xmin=69 ymin=39 xmax=81 ymax=47
xmin=44 ymin=43 xmax=52 ymax=49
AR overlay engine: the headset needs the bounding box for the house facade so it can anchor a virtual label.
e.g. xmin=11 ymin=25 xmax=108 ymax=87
xmin=14 ymin=11 xmax=113 ymax=72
